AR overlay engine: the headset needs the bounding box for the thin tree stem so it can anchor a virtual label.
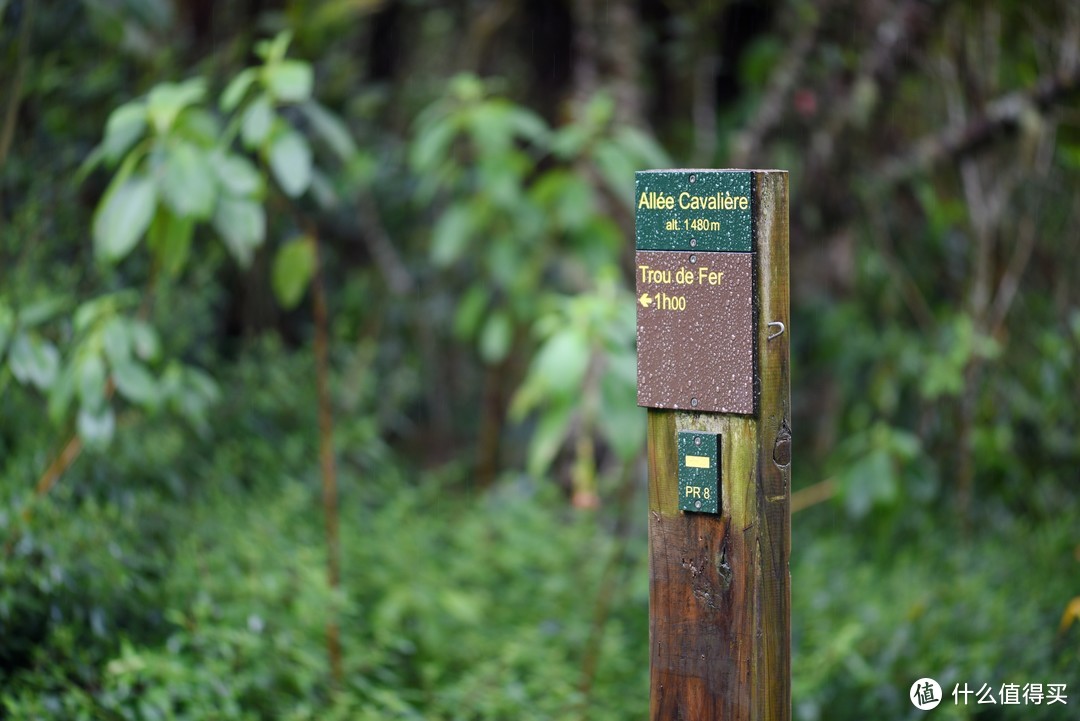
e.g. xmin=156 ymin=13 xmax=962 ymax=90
xmin=311 ymin=230 xmax=344 ymax=688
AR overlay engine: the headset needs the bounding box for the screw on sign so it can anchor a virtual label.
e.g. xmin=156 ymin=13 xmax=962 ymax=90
xmin=636 ymin=170 xmax=790 ymax=720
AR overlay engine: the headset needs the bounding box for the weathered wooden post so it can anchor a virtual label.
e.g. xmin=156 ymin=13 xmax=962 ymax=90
xmin=636 ymin=169 xmax=790 ymax=720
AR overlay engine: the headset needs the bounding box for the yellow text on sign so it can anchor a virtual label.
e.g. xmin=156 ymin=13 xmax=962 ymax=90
xmin=683 ymin=486 xmax=713 ymax=499
xmin=638 ymin=265 xmax=725 ymax=287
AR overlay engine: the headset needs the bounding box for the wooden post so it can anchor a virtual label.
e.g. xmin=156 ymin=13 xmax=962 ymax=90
xmin=636 ymin=170 xmax=790 ymax=720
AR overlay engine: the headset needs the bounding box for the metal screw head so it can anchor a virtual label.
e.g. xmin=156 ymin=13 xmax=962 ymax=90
xmin=694 ymin=437 xmax=701 ymax=446
xmin=689 ymin=238 xmax=697 ymax=247
xmin=689 ymin=174 xmax=696 ymax=184
xmin=689 ymin=254 xmax=697 ymax=263
xmin=691 ymin=398 xmax=699 ymax=407
xmin=695 ymin=500 xmax=702 ymax=509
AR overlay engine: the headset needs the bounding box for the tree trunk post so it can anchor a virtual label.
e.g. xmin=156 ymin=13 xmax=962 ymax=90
xmin=636 ymin=169 xmax=790 ymax=720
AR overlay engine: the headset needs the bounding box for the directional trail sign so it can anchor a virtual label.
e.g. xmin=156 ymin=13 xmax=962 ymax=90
xmin=637 ymin=168 xmax=790 ymax=721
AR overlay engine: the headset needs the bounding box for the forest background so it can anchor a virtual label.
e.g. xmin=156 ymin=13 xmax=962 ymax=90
xmin=1 ymin=0 xmax=1078 ymax=719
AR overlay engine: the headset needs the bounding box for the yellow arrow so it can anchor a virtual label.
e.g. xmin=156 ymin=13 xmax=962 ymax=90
xmin=638 ymin=293 xmax=653 ymax=308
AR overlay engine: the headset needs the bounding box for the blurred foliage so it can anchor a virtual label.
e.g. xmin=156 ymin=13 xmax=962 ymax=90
xmin=1 ymin=0 xmax=1078 ymax=718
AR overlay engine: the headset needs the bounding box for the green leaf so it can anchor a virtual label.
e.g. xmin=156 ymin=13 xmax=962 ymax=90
xmin=102 ymin=317 xmax=132 ymax=369
xmin=78 ymin=354 xmax=108 ymax=413
xmin=268 ymin=130 xmax=313 ymax=197
xmin=507 ymin=107 xmax=549 ymax=145
xmin=146 ymin=79 xmax=206 ymax=134
xmin=212 ymin=197 xmax=266 ymax=267
xmin=102 ymin=101 xmax=147 ymax=163
xmin=147 ymin=208 xmax=194 ymax=278
xmin=592 ymin=139 xmax=637 ymax=207
xmin=272 ymin=236 xmax=317 ymax=309
xmin=16 ymin=297 xmax=67 ymax=328
xmin=431 ymin=205 xmax=473 ymax=266
xmin=211 ymin=153 xmax=263 ymax=197
xmin=256 ymin=31 xmax=293 ymax=64
xmin=130 ymin=321 xmax=161 ymax=362
xmin=174 ymin=107 xmax=221 ymax=145
xmin=93 ymin=174 xmax=157 ymax=262
xmin=410 ymin=118 xmax=456 ymax=172
xmin=840 ymin=448 xmax=898 ymax=519
xmin=479 ymin=311 xmax=512 ymax=364
xmin=598 ymin=352 xmax=645 ymax=460
xmin=9 ymin=333 xmax=60 ymax=389
xmin=533 ymin=328 xmax=590 ymax=394
xmin=0 ymin=307 xmax=12 ymax=359
xmin=526 ymin=402 xmax=573 ymax=477
xmin=241 ymin=94 xmax=274 ymax=148
xmin=78 ymin=406 xmax=116 ymax=448
xmin=299 ymin=101 xmax=357 ymax=160
xmin=48 ymin=364 xmax=77 ymax=424
xmin=161 ymin=142 xmax=216 ymax=219
xmin=221 ymin=68 xmax=257 ymax=112
xmin=453 ymin=285 xmax=488 ymax=341
xmin=263 ymin=60 xmax=313 ymax=103
xmin=112 ymin=360 xmax=159 ymax=405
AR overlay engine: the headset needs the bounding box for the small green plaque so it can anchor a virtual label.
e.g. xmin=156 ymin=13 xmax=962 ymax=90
xmin=635 ymin=170 xmax=752 ymax=252
xmin=678 ymin=431 xmax=720 ymax=514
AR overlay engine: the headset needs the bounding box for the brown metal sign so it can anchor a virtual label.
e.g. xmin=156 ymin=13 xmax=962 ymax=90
xmin=636 ymin=250 xmax=755 ymax=414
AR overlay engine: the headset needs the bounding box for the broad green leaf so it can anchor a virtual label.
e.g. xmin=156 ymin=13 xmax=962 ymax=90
xmin=533 ymin=329 xmax=590 ymax=394
xmin=0 ymin=307 xmax=11 ymax=359
xmin=102 ymin=317 xmax=132 ymax=368
xmin=840 ymin=448 xmax=897 ymax=519
xmin=162 ymin=363 xmax=220 ymax=431
xmin=614 ymin=126 xmax=671 ymax=169
xmin=599 ymin=352 xmax=645 ymax=460
xmin=507 ymin=107 xmax=549 ymax=145
xmin=130 ymin=320 xmax=161 ymax=362
xmin=175 ymin=108 xmax=221 ymax=145
xmin=256 ymin=31 xmax=293 ymax=64
xmin=299 ymin=101 xmax=357 ymax=160
xmin=308 ymin=168 xmax=338 ymax=210
xmin=146 ymin=79 xmax=206 ymax=134
xmin=161 ymin=142 xmax=216 ymax=219
xmin=241 ymin=94 xmax=274 ymax=148
xmin=212 ymin=196 xmax=266 ymax=267
xmin=78 ymin=354 xmax=108 ymax=413
xmin=78 ymin=406 xmax=116 ymax=447
xmin=272 ymin=236 xmax=317 ymax=309
xmin=221 ymin=68 xmax=257 ymax=112
xmin=431 ymin=205 xmax=473 ymax=266
xmin=526 ymin=402 xmax=573 ymax=477
xmin=48 ymin=364 xmax=78 ymax=424
xmin=453 ymin=285 xmax=488 ymax=341
xmin=93 ymin=174 xmax=157 ymax=262
xmin=16 ymin=297 xmax=66 ymax=328
xmin=102 ymin=101 xmax=147 ymax=163
xmin=268 ymin=130 xmax=313 ymax=197
xmin=410 ymin=118 xmax=456 ymax=172
xmin=263 ymin=60 xmax=313 ymax=103
xmin=478 ymin=311 xmax=512 ymax=364
xmin=9 ymin=333 xmax=60 ymax=389
xmin=112 ymin=360 xmax=159 ymax=405
xmin=147 ymin=209 xmax=194 ymax=278
xmin=468 ymin=103 xmax=514 ymax=157
xmin=211 ymin=153 xmax=263 ymax=197
xmin=592 ymin=139 xmax=637 ymax=207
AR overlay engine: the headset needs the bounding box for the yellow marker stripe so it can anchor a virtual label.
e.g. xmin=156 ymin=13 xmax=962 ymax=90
xmin=685 ymin=455 xmax=711 ymax=469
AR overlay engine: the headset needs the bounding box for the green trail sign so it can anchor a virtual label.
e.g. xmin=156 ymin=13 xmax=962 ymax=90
xmin=634 ymin=170 xmax=753 ymax=252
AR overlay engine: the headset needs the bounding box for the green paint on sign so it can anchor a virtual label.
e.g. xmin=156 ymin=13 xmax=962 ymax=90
xmin=635 ymin=170 xmax=753 ymax=252
xmin=678 ymin=430 xmax=720 ymax=514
